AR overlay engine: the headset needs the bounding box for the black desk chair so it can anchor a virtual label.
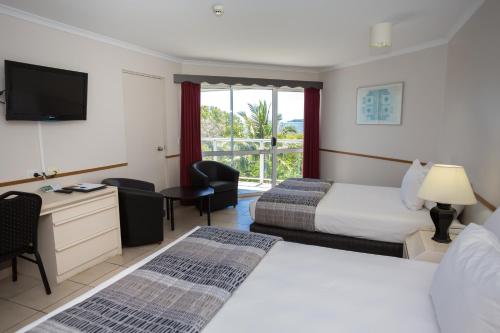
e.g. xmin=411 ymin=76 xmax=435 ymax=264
xmin=0 ymin=191 xmax=51 ymax=295
xmin=102 ymin=178 xmax=164 ymax=246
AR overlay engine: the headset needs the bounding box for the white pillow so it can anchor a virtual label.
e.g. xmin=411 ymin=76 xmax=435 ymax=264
xmin=400 ymin=160 xmax=431 ymax=210
xmin=430 ymin=224 xmax=500 ymax=333
xmin=483 ymin=207 xmax=500 ymax=240
xmin=424 ymin=201 xmax=465 ymax=216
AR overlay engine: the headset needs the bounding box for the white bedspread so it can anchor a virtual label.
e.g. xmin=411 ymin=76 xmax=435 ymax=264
xmin=315 ymin=183 xmax=463 ymax=243
xmin=22 ymin=228 xmax=440 ymax=333
xmin=250 ymin=183 xmax=463 ymax=243
xmin=204 ymin=241 xmax=440 ymax=333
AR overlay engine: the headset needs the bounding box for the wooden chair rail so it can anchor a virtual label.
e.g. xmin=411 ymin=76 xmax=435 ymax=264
xmin=0 ymin=163 xmax=128 ymax=187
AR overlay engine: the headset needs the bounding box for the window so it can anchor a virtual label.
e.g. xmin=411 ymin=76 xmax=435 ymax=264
xmin=201 ymin=84 xmax=304 ymax=192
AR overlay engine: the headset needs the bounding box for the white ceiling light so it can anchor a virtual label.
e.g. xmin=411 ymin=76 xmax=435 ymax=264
xmin=212 ymin=4 xmax=224 ymax=17
xmin=370 ymin=22 xmax=392 ymax=48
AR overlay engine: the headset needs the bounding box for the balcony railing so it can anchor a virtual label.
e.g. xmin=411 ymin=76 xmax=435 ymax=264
xmin=201 ymin=137 xmax=303 ymax=185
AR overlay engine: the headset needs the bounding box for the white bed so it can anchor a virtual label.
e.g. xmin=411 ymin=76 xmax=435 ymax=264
xmin=250 ymin=182 xmax=464 ymax=243
xmin=205 ymin=240 xmax=439 ymax=333
xmin=22 ymin=228 xmax=440 ymax=333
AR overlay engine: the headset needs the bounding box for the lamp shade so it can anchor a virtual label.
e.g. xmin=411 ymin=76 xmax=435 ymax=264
xmin=418 ymin=164 xmax=477 ymax=205
xmin=370 ymin=22 xmax=392 ymax=48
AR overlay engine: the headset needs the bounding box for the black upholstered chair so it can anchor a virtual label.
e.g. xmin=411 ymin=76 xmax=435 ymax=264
xmin=190 ymin=161 xmax=239 ymax=211
xmin=0 ymin=191 xmax=51 ymax=294
xmin=102 ymin=178 xmax=164 ymax=247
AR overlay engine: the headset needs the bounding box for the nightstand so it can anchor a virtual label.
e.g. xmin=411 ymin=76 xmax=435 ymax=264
xmin=403 ymin=230 xmax=460 ymax=263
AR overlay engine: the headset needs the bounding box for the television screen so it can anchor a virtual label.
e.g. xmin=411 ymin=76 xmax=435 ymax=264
xmin=4 ymin=60 xmax=88 ymax=121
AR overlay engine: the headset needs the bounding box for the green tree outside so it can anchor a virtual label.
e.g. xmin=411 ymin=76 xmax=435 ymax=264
xmin=201 ymin=100 xmax=303 ymax=183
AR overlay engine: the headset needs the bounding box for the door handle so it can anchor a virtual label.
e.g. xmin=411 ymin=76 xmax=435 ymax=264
xmin=271 ymin=137 xmax=277 ymax=147
xmin=157 ymin=146 xmax=164 ymax=151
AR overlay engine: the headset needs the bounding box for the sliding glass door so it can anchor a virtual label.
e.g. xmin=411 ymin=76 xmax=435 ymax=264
xmin=274 ymin=90 xmax=304 ymax=184
xmin=201 ymin=84 xmax=303 ymax=192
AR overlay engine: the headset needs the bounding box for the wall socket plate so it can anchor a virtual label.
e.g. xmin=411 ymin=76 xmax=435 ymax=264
xmin=27 ymin=168 xmax=61 ymax=178
xmin=46 ymin=167 xmax=61 ymax=176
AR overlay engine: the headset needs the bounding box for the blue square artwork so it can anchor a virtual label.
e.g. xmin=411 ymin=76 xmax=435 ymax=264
xmin=357 ymin=83 xmax=403 ymax=125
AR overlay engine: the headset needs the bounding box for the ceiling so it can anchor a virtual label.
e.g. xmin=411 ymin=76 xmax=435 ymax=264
xmin=0 ymin=0 xmax=484 ymax=69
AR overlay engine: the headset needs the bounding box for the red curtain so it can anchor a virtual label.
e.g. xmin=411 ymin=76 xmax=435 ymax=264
xmin=303 ymin=87 xmax=320 ymax=179
xmin=180 ymin=82 xmax=202 ymax=186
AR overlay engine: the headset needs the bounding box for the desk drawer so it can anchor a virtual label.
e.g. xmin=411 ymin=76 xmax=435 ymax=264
xmin=51 ymin=194 xmax=117 ymax=225
xmin=53 ymin=207 xmax=119 ymax=250
xmin=56 ymin=230 xmax=119 ymax=275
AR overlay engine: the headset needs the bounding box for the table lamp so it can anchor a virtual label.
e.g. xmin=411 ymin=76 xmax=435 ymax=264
xmin=418 ymin=164 xmax=477 ymax=243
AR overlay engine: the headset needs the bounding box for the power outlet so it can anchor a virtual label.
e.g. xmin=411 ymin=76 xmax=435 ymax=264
xmin=46 ymin=167 xmax=61 ymax=177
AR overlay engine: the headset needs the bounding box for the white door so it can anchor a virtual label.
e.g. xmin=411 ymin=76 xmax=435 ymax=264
xmin=122 ymin=72 xmax=166 ymax=190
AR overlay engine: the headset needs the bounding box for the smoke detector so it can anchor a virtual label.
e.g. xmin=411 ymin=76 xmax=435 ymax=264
xmin=212 ymin=4 xmax=224 ymax=17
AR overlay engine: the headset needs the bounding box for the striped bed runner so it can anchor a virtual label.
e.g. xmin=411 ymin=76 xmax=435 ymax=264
xmin=30 ymin=227 xmax=281 ymax=333
xmin=255 ymin=178 xmax=333 ymax=232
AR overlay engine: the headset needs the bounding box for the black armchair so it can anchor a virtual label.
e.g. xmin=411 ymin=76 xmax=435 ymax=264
xmin=102 ymin=178 xmax=164 ymax=247
xmin=191 ymin=161 xmax=239 ymax=211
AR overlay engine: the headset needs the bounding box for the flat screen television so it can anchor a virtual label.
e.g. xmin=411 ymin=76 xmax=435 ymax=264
xmin=4 ymin=60 xmax=88 ymax=120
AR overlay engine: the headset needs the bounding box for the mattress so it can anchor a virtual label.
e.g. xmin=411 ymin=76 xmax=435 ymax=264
xmin=249 ymin=183 xmax=464 ymax=243
xmin=204 ymin=240 xmax=440 ymax=333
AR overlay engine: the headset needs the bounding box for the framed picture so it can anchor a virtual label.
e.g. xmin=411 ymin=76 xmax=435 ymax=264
xmin=356 ymin=82 xmax=404 ymax=125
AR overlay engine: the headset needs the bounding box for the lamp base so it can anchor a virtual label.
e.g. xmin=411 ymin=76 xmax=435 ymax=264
xmin=430 ymin=203 xmax=455 ymax=243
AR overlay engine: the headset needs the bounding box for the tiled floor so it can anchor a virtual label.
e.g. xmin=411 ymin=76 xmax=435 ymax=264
xmin=0 ymin=197 xmax=256 ymax=332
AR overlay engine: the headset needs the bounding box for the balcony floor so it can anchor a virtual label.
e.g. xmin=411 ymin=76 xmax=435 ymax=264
xmin=238 ymin=181 xmax=271 ymax=197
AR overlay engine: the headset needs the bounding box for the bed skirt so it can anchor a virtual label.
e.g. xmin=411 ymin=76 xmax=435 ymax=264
xmin=250 ymin=223 xmax=403 ymax=258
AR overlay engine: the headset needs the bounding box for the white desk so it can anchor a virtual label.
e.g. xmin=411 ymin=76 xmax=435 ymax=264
xmin=20 ymin=187 xmax=122 ymax=284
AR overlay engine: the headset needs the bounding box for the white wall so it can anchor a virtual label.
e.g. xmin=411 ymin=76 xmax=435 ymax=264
xmin=319 ymin=45 xmax=449 ymax=186
xmin=438 ymin=0 xmax=500 ymax=208
xmin=318 ymin=0 xmax=498 ymax=215
xmin=320 ymin=153 xmax=412 ymax=187
xmin=0 ymin=13 xmax=318 ymax=193
xmin=0 ymin=13 xmax=181 ymax=191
